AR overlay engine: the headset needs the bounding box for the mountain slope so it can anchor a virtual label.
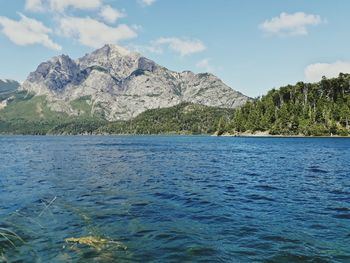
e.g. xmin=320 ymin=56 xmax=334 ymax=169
xmin=20 ymin=44 xmax=250 ymax=121
xmin=0 ymin=79 xmax=20 ymax=97
xmin=0 ymin=79 xmax=20 ymax=109
xmin=0 ymin=102 xmax=233 ymax=135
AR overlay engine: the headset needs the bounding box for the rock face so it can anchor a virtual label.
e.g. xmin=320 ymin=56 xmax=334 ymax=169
xmin=21 ymin=44 xmax=250 ymax=120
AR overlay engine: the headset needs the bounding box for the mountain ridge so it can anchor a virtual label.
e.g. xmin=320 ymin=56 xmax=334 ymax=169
xmin=0 ymin=79 xmax=20 ymax=91
xmin=20 ymin=44 xmax=250 ymax=121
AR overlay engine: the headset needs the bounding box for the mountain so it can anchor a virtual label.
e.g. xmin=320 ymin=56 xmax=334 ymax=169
xmin=20 ymin=44 xmax=250 ymax=121
xmin=0 ymin=79 xmax=20 ymax=96
xmin=0 ymin=79 xmax=20 ymax=109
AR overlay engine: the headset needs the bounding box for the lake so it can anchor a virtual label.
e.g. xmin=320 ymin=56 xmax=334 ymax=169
xmin=0 ymin=136 xmax=349 ymax=262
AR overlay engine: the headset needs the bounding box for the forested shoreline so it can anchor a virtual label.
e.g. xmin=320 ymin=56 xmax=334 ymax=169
xmin=1 ymin=74 xmax=349 ymax=136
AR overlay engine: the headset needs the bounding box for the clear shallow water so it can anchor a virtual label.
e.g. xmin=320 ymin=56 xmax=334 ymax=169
xmin=0 ymin=136 xmax=349 ymax=262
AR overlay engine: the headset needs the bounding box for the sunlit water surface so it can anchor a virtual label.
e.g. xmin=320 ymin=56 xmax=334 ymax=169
xmin=0 ymin=136 xmax=349 ymax=262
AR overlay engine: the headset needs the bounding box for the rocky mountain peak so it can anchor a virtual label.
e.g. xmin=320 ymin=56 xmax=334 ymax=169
xmin=27 ymin=54 xmax=81 ymax=92
xmin=77 ymin=44 xmax=142 ymax=79
xmin=104 ymin=44 xmax=140 ymax=57
xmin=21 ymin=45 xmax=250 ymax=120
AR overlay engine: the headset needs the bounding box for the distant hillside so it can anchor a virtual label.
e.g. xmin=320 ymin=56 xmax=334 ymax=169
xmin=98 ymin=103 xmax=234 ymax=135
xmin=0 ymin=79 xmax=20 ymax=100
xmin=223 ymin=73 xmax=350 ymax=136
xmin=0 ymin=102 xmax=234 ymax=135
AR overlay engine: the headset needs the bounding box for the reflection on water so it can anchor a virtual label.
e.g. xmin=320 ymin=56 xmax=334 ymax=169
xmin=0 ymin=136 xmax=350 ymax=262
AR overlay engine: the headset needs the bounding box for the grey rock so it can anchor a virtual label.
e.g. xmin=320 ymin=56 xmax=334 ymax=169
xmin=21 ymin=44 xmax=250 ymax=120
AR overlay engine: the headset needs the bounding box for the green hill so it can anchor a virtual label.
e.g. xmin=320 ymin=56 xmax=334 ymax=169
xmin=0 ymin=91 xmax=105 ymax=135
xmin=99 ymin=103 xmax=234 ymax=135
xmin=31 ymin=103 xmax=234 ymax=135
xmin=0 ymin=91 xmax=233 ymax=135
xmin=226 ymin=73 xmax=350 ymax=136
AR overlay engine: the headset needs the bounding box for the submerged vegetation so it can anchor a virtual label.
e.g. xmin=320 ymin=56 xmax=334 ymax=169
xmin=0 ymin=227 xmax=24 ymax=260
xmin=0 ymin=195 xmax=130 ymax=261
xmin=0 ymin=228 xmax=24 ymax=247
xmin=65 ymin=236 xmax=127 ymax=251
xmin=0 ymin=74 xmax=349 ymax=136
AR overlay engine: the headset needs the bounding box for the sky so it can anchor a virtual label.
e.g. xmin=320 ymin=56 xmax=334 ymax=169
xmin=0 ymin=0 xmax=350 ymax=97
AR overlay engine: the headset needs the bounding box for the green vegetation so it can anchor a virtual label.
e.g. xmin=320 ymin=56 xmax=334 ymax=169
xmin=226 ymin=73 xmax=350 ymax=136
xmin=70 ymin=96 xmax=93 ymax=117
xmin=100 ymin=103 xmax=234 ymax=135
xmin=0 ymin=74 xmax=349 ymax=136
xmin=0 ymin=91 xmax=105 ymax=135
xmin=0 ymin=227 xmax=24 ymax=256
xmin=1 ymin=93 xmax=62 ymax=121
xmin=0 ymin=99 xmax=233 ymax=135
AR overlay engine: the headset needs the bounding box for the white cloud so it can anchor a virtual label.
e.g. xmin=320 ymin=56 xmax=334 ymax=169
xmin=0 ymin=13 xmax=61 ymax=50
xmin=59 ymin=16 xmax=137 ymax=48
xmin=50 ymin=0 xmax=103 ymax=12
xmin=129 ymin=37 xmax=206 ymax=57
xmin=25 ymin=0 xmax=45 ymax=12
xmin=127 ymin=43 xmax=162 ymax=54
xmin=99 ymin=5 xmax=126 ymax=24
xmin=139 ymin=0 xmax=156 ymax=6
xmin=305 ymin=61 xmax=350 ymax=82
xmin=259 ymin=12 xmax=323 ymax=36
xmin=196 ymin=58 xmax=214 ymax=73
xmin=154 ymin=37 xmax=206 ymax=56
xmin=25 ymin=0 xmax=103 ymax=12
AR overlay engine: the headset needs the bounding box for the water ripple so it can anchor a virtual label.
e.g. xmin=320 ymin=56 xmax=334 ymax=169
xmin=0 ymin=136 xmax=349 ymax=262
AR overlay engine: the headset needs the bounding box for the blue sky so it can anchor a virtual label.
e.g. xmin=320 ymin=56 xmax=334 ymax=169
xmin=0 ymin=0 xmax=350 ymax=97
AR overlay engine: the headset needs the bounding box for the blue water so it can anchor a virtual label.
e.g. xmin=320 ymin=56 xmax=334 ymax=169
xmin=0 ymin=136 xmax=349 ymax=262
